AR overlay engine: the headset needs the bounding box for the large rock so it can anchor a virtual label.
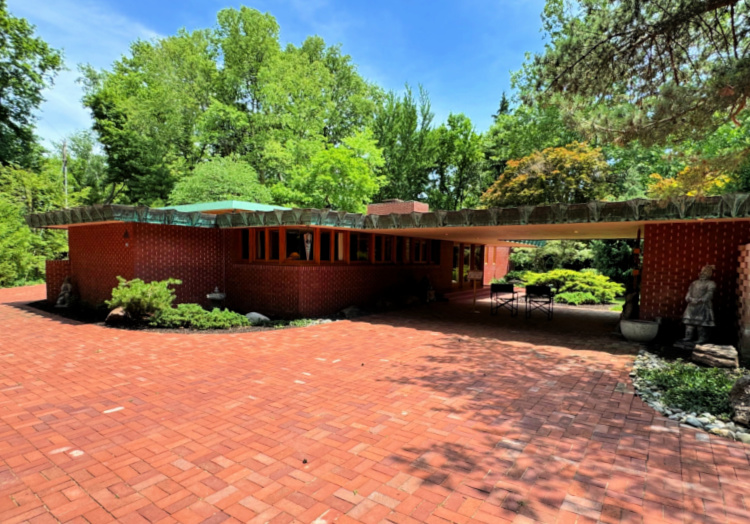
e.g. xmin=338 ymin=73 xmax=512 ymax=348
xmin=105 ymin=307 xmax=129 ymax=326
xmin=245 ymin=312 xmax=270 ymax=325
xmin=692 ymin=344 xmax=739 ymax=368
xmin=730 ymin=376 xmax=750 ymax=427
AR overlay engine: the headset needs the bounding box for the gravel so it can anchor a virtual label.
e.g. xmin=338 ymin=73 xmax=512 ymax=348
xmin=630 ymin=349 xmax=748 ymax=442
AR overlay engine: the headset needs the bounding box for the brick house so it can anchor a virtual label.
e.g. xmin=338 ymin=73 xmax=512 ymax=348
xmin=26 ymin=194 xmax=750 ymax=344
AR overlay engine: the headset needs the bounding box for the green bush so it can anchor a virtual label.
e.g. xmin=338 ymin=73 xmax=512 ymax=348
xmin=106 ymin=277 xmax=181 ymax=319
xmin=636 ymin=360 xmax=740 ymax=418
xmin=555 ymin=291 xmax=598 ymax=305
xmin=150 ymin=303 xmax=250 ymax=330
xmin=524 ymin=269 xmax=624 ymax=304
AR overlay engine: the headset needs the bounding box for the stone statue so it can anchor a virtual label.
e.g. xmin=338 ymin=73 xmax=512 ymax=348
xmin=55 ymin=276 xmax=72 ymax=308
xmin=682 ymin=265 xmax=716 ymax=344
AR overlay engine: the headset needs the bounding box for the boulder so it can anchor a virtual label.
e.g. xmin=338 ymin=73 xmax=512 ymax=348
xmin=245 ymin=312 xmax=270 ymax=325
xmin=692 ymin=344 xmax=739 ymax=368
xmin=105 ymin=307 xmax=129 ymax=326
xmin=730 ymin=375 xmax=750 ymax=427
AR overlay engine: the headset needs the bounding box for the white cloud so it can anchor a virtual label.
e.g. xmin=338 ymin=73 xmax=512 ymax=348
xmin=7 ymin=0 xmax=161 ymax=148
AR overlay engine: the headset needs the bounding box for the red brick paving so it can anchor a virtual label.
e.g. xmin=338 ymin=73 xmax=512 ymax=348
xmin=0 ymin=285 xmax=749 ymax=523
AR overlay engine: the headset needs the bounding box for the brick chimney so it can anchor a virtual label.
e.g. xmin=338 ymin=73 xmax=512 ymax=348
xmin=367 ymin=199 xmax=429 ymax=215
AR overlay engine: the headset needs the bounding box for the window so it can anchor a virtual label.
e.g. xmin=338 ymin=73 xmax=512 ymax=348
xmin=320 ymin=231 xmax=331 ymax=262
xmin=414 ymin=240 xmax=428 ymax=263
xmin=240 ymin=230 xmax=250 ymax=260
xmin=269 ymin=229 xmax=280 ymax=260
xmin=375 ymin=235 xmax=383 ymax=262
xmin=385 ymin=237 xmax=393 ymax=263
xmin=404 ymin=238 xmax=411 ymax=263
xmin=396 ymin=237 xmax=404 ymax=263
xmin=349 ymin=233 xmax=370 ymax=262
xmin=430 ymin=240 xmax=441 ymax=265
xmin=286 ymin=229 xmax=313 ymax=261
xmin=255 ymin=230 xmax=266 ymax=260
xmin=334 ymin=232 xmax=345 ymax=261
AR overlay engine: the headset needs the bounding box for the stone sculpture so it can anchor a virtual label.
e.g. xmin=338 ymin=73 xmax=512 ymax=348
xmin=55 ymin=276 xmax=72 ymax=308
xmin=681 ymin=265 xmax=716 ymax=344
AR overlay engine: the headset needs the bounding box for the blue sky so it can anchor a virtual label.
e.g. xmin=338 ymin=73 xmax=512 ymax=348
xmin=9 ymin=0 xmax=548 ymax=149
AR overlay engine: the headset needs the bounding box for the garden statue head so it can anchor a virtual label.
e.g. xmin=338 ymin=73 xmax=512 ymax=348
xmin=699 ymin=265 xmax=715 ymax=281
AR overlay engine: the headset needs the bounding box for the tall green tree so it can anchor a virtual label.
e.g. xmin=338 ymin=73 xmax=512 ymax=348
xmin=372 ymin=85 xmax=435 ymax=201
xmin=83 ymin=6 xmax=379 ymax=208
xmin=428 ymin=113 xmax=483 ymax=210
xmin=283 ymin=130 xmax=385 ymax=213
xmin=0 ymin=0 xmax=62 ymax=168
xmin=82 ymin=28 xmax=218 ymax=205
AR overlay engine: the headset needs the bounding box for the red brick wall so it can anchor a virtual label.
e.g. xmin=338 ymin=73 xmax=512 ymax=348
xmin=641 ymin=221 xmax=750 ymax=339
xmin=62 ymin=220 xmax=450 ymax=316
xmin=45 ymin=259 xmax=71 ymax=303
xmin=133 ymin=223 xmax=222 ymax=307
xmin=226 ymin=240 xmax=453 ymax=317
xmin=483 ymin=246 xmax=511 ymax=285
xmin=68 ymin=223 xmax=135 ymax=306
xmin=367 ymin=201 xmax=429 ymax=215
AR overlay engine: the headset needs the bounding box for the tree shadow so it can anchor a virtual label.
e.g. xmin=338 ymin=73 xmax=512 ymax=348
xmin=365 ymin=300 xmax=726 ymax=523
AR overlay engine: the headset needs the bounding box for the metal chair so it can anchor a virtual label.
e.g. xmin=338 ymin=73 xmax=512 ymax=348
xmin=490 ymin=283 xmax=518 ymax=317
xmin=524 ymin=285 xmax=554 ymax=320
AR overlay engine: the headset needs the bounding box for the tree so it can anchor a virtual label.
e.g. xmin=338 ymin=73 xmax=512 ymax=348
xmin=0 ymin=0 xmax=63 ymax=167
xmin=0 ymin=197 xmax=34 ymax=286
xmin=286 ymin=130 xmax=385 ymax=213
xmin=591 ymin=239 xmax=635 ymax=286
xmin=82 ymin=28 xmax=218 ymax=205
xmin=428 ymin=113 xmax=483 ymax=210
xmin=510 ymin=240 xmax=593 ymax=272
xmin=481 ymin=142 xmax=610 ymax=207
xmin=82 ymin=7 xmax=379 ymax=207
xmin=491 ymin=92 xmax=511 ymax=122
xmin=372 ymin=85 xmax=435 ymax=201
xmin=481 ymin=102 xmax=581 ymax=194
xmin=522 ymin=0 xmax=750 ymax=146
xmin=169 ymin=156 xmax=271 ymax=205
xmin=0 ymin=165 xmax=70 ymax=285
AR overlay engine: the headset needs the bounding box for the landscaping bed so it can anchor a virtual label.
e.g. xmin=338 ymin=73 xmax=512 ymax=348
xmin=631 ymin=349 xmax=750 ymax=443
xmin=27 ymin=300 xmax=334 ymax=334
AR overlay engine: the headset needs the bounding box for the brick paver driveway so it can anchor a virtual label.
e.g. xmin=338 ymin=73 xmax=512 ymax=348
xmin=1 ymin=286 xmax=749 ymax=524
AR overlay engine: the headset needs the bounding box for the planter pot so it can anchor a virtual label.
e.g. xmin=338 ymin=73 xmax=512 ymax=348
xmin=620 ymin=319 xmax=659 ymax=343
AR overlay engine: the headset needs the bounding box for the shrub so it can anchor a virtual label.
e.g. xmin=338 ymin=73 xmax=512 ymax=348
xmin=524 ymin=269 xmax=624 ymax=304
xmin=106 ymin=277 xmax=181 ymax=319
xmin=504 ymin=270 xmax=528 ymax=282
xmin=636 ymin=360 xmax=740 ymax=418
xmin=555 ymin=291 xmax=598 ymax=305
xmin=150 ymin=303 xmax=250 ymax=330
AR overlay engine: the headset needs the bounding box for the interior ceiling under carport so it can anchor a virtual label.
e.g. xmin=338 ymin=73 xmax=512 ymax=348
xmin=372 ymin=218 xmax=749 ymax=245
xmin=370 ymin=220 xmax=652 ymax=245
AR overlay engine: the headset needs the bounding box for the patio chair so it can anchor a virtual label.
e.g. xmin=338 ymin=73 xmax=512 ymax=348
xmin=490 ymin=283 xmax=518 ymax=317
xmin=524 ymin=285 xmax=554 ymax=320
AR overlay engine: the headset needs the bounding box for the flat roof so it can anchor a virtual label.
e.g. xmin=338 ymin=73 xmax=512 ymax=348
xmin=159 ymin=201 xmax=290 ymax=214
xmin=24 ymin=193 xmax=750 ymax=244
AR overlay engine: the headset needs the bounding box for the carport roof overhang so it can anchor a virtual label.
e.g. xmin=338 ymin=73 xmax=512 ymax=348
xmin=24 ymin=193 xmax=750 ymax=245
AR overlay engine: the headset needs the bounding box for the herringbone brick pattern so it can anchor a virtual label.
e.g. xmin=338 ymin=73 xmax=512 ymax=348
xmin=1 ymin=285 xmax=749 ymax=523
